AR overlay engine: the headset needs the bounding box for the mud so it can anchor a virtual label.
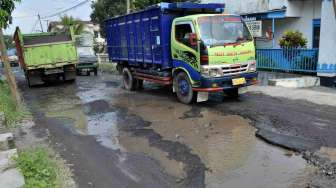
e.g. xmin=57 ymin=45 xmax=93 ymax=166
xmin=15 ymin=70 xmax=336 ymax=188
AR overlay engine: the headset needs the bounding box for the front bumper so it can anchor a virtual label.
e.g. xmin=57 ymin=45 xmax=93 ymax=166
xmin=77 ymin=63 xmax=98 ymax=70
xmin=193 ymin=72 xmax=258 ymax=92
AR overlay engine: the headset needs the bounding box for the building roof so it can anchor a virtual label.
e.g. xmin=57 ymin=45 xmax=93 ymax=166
xmin=241 ymin=8 xmax=287 ymax=20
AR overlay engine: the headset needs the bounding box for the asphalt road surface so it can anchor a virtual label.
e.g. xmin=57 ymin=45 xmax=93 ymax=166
xmin=16 ymin=71 xmax=336 ymax=188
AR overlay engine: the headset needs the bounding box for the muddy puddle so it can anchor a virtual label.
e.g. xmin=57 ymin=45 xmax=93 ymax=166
xmin=113 ymin=88 xmax=315 ymax=188
xmin=27 ymin=75 xmax=315 ymax=187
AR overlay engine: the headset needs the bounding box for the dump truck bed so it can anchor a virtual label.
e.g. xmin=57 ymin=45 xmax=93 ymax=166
xmin=14 ymin=28 xmax=78 ymax=70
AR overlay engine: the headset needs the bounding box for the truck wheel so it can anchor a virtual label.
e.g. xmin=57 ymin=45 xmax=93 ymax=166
xmin=224 ymin=88 xmax=239 ymax=98
xmin=26 ymin=75 xmax=32 ymax=88
xmin=94 ymin=68 xmax=98 ymax=76
xmin=122 ymin=67 xmax=136 ymax=91
xmin=174 ymin=72 xmax=197 ymax=104
xmin=136 ymin=79 xmax=143 ymax=90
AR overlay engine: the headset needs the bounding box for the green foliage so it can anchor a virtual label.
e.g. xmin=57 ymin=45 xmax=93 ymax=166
xmin=14 ymin=148 xmax=58 ymax=188
xmin=279 ymin=30 xmax=307 ymax=48
xmin=4 ymin=35 xmax=14 ymax=49
xmin=0 ymin=0 xmax=21 ymax=28
xmin=56 ymin=15 xmax=85 ymax=35
xmin=90 ymin=0 xmax=126 ymax=37
xmin=0 ymin=80 xmax=25 ymax=126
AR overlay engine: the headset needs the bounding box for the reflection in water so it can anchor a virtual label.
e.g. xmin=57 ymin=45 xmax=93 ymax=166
xmin=115 ymin=94 xmax=313 ymax=188
xmin=87 ymin=112 xmax=121 ymax=150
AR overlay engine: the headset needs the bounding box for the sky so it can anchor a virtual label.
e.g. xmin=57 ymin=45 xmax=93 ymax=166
xmin=5 ymin=0 xmax=93 ymax=35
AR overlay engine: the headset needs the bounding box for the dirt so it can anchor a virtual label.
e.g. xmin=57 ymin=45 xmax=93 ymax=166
xmin=13 ymin=69 xmax=336 ymax=188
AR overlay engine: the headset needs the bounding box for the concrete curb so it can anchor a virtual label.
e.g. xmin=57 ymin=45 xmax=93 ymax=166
xmin=268 ymin=76 xmax=320 ymax=88
xmin=0 ymin=133 xmax=14 ymax=151
xmin=0 ymin=133 xmax=25 ymax=188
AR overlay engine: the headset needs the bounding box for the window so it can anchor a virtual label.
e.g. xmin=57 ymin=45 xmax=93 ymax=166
xmin=175 ymin=23 xmax=194 ymax=47
xmin=198 ymin=16 xmax=252 ymax=46
xmin=312 ymin=19 xmax=320 ymax=48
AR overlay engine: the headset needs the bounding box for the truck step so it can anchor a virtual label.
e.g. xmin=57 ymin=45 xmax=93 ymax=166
xmin=135 ymin=69 xmax=171 ymax=77
xmin=134 ymin=72 xmax=172 ymax=85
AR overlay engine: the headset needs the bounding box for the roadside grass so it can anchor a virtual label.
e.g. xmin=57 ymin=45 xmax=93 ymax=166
xmin=98 ymin=62 xmax=117 ymax=74
xmin=0 ymin=80 xmax=26 ymax=126
xmin=14 ymin=147 xmax=75 ymax=188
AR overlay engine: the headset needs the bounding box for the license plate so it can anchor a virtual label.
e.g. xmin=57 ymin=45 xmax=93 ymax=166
xmin=45 ymin=68 xmax=63 ymax=75
xmin=232 ymin=78 xmax=246 ymax=86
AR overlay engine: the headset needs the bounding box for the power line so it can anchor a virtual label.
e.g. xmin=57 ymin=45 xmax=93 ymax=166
xmin=12 ymin=15 xmax=38 ymax=19
xmin=41 ymin=0 xmax=90 ymax=19
xmin=30 ymin=19 xmax=39 ymax=33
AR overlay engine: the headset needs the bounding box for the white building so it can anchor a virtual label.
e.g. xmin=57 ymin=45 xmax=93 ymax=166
xmin=202 ymin=0 xmax=336 ymax=86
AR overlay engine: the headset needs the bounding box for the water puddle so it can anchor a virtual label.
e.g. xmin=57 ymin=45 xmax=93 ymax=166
xmin=28 ymin=74 xmax=315 ymax=187
xmin=114 ymin=93 xmax=315 ymax=188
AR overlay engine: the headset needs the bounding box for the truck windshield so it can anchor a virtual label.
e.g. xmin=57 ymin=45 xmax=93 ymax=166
xmin=198 ymin=16 xmax=252 ymax=46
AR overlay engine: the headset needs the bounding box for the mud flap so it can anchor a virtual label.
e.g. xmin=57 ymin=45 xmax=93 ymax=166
xmin=64 ymin=65 xmax=77 ymax=81
xmin=197 ymin=92 xmax=209 ymax=103
xmin=64 ymin=71 xmax=76 ymax=80
xmin=27 ymin=74 xmax=44 ymax=86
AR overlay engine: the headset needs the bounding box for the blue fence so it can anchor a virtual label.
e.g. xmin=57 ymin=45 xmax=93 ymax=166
xmin=256 ymin=48 xmax=319 ymax=73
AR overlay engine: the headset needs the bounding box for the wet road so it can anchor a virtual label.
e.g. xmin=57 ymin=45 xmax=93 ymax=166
xmin=17 ymin=72 xmax=334 ymax=188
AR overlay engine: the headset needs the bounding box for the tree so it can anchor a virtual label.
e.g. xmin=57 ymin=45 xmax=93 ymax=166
xmin=0 ymin=0 xmax=21 ymax=106
xmin=55 ymin=15 xmax=85 ymax=35
xmin=90 ymin=0 xmax=126 ymax=37
xmin=4 ymin=35 xmax=14 ymax=49
xmin=0 ymin=0 xmax=21 ymax=28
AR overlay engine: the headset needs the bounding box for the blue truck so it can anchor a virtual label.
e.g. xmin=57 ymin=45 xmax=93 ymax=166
xmin=105 ymin=2 xmax=258 ymax=104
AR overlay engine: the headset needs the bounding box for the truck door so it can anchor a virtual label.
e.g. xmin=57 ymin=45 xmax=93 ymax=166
xmin=171 ymin=21 xmax=200 ymax=72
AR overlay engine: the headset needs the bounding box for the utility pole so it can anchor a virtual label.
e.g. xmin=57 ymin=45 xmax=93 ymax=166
xmin=126 ymin=0 xmax=130 ymax=13
xmin=334 ymin=0 xmax=336 ymax=18
xmin=38 ymin=14 xmax=44 ymax=32
xmin=0 ymin=28 xmax=21 ymax=106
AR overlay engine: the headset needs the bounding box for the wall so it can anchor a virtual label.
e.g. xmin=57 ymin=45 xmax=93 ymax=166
xmin=318 ymin=0 xmax=336 ymax=77
xmin=257 ymin=0 xmax=321 ymax=48
xmin=201 ymin=0 xmax=269 ymax=14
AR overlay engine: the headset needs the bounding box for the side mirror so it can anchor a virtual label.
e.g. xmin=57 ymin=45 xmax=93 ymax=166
xmin=188 ymin=33 xmax=197 ymax=46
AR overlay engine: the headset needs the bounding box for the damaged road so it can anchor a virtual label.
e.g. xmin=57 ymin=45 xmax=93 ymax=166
xmin=17 ymin=71 xmax=336 ymax=188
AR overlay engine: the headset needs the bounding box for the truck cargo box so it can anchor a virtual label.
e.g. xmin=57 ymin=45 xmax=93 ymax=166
xmin=14 ymin=27 xmax=78 ymax=70
xmin=105 ymin=2 xmax=225 ymax=70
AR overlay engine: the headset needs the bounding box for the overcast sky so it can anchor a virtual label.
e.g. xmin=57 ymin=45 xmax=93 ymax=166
xmin=5 ymin=0 xmax=92 ymax=35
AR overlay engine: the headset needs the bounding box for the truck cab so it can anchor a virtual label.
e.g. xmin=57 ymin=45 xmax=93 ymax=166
xmin=171 ymin=14 xmax=258 ymax=103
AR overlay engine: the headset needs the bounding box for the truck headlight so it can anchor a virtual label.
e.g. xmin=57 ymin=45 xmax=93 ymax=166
xmin=248 ymin=61 xmax=257 ymax=72
xmin=201 ymin=67 xmax=210 ymax=77
xmin=202 ymin=67 xmax=223 ymax=77
xmin=209 ymin=69 xmax=222 ymax=77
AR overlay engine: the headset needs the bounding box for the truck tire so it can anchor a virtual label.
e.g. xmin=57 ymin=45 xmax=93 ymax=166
xmin=136 ymin=79 xmax=143 ymax=90
xmin=174 ymin=72 xmax=197 ymax=104
xmin=26 ymin=75 xmax=32 ymax=88
xmin=122 ymin=67 xmax=136 ymax=91
xmin=94 ymin=68 xmax=98 ymax=76
xmin=25 ymin=71 xmax=43 ymax=87
xmin=224 ymin=88 xmax=239 ymax=98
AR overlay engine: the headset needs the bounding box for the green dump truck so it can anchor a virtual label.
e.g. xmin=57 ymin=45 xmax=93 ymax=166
xmin=14 ymin=27 xmax=78 ymax=87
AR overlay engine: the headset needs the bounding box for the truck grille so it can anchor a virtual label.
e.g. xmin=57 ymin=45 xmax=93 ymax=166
xmin=221 ymin=64 xmax=248 ymax=76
